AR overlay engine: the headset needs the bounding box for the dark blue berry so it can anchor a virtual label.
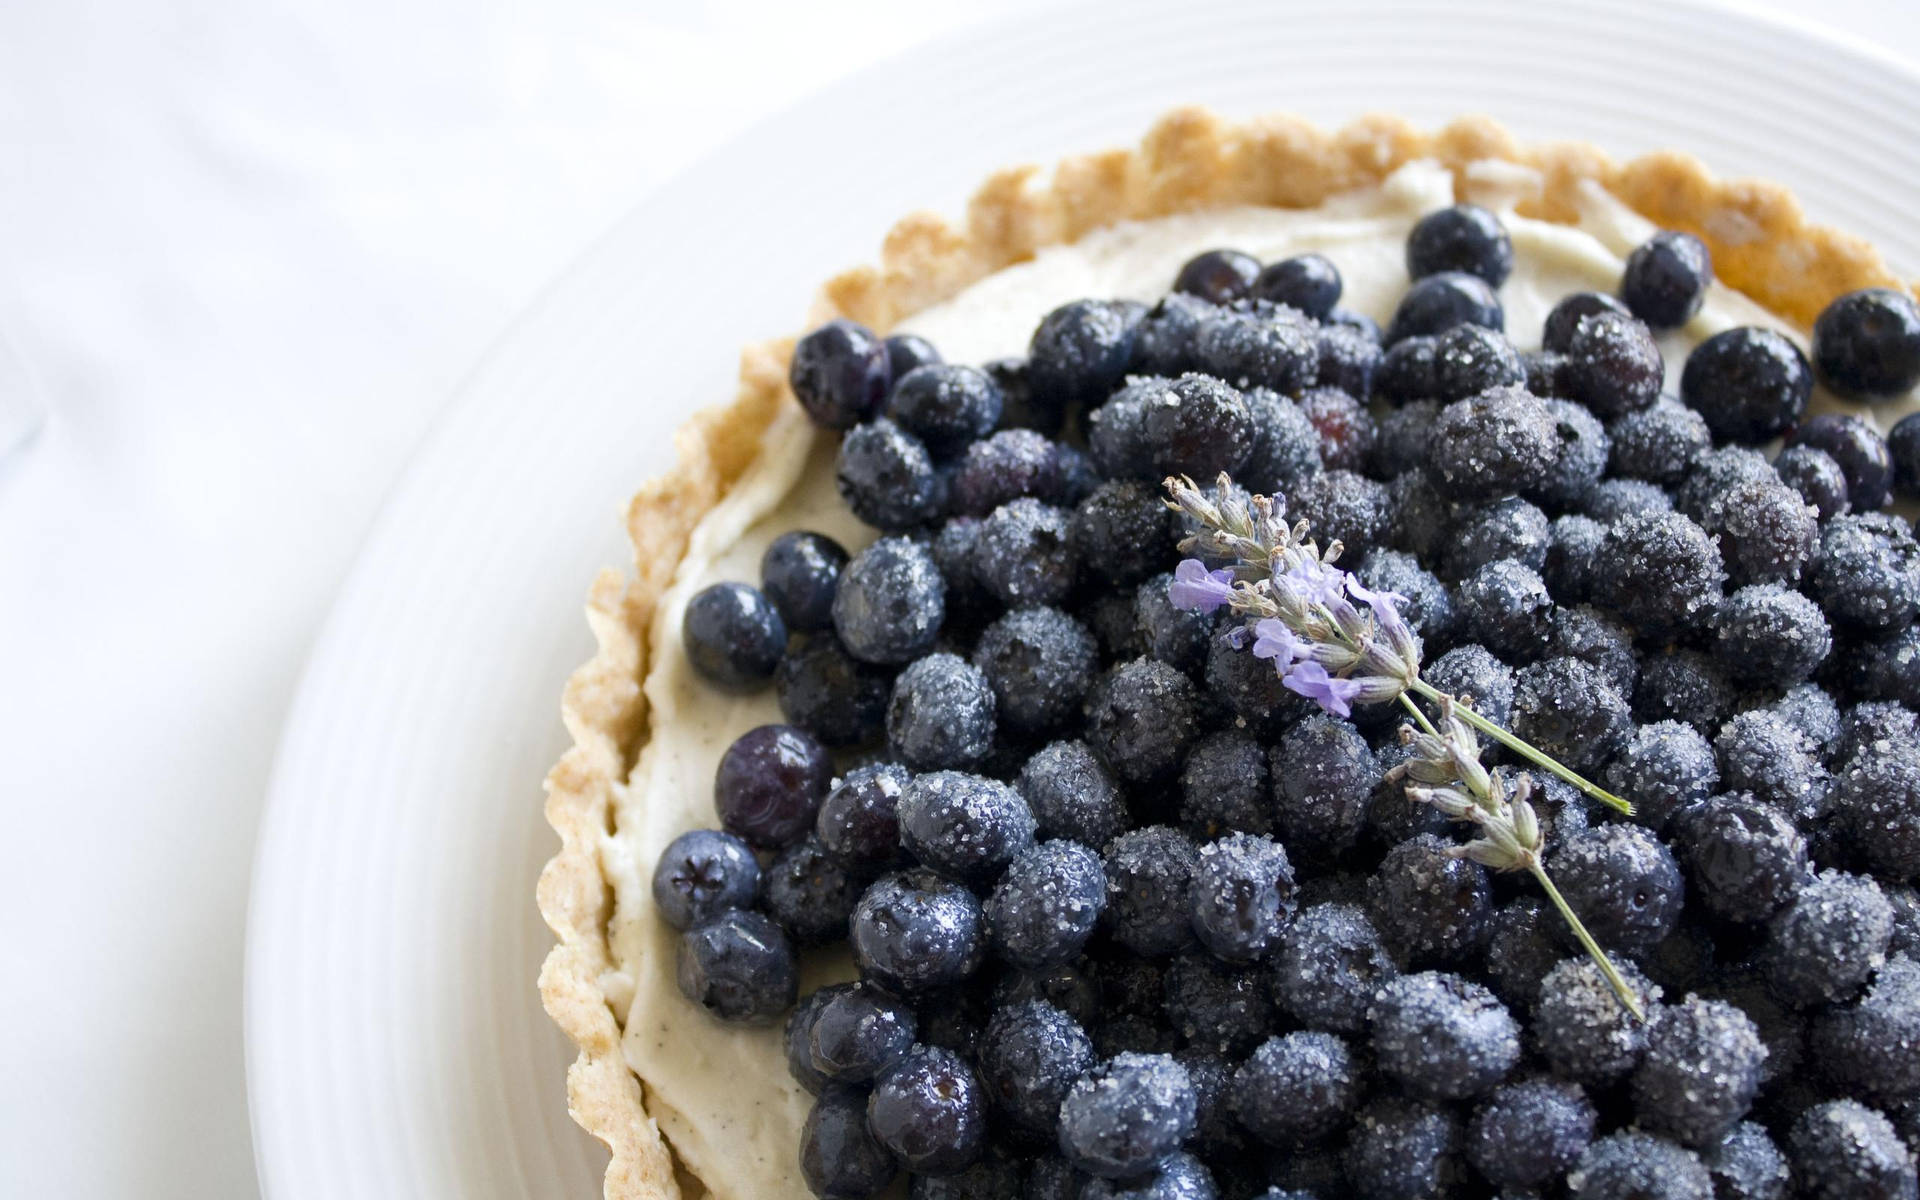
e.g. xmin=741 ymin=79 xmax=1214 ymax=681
xmin=1233 ymin=1031 xmax=1362 ymax=1146
xmin=1079 ymin=1152 xmax=1217 ymax=1200
xmin=1697 ymin=1122 xmax=1789 ymax=1200
xmin=1373 ymin=399 xmax=1438 ymax=477
xmin=1272 ymin=715 xmax=1379 ymax=862
xmin=651 ymin=829 xmax=760 ymax=931
xmin=1813 ymin=287 xmax=1920 ymax=400
xmin=1161 ymin=952 xmax=1274 ymax=1055
xmin=868 ymin=1043 xmax=987 ymax=1175
xmin=897 ymin=770 xmax=1034 ymax=884
xmin=1133 ymin=572 xmax=1215 ymax=674
xmin=1028 ymin=1154 xmax=1093 ymax=1200
xmin=851 ymin=869 xmax=986 ymax=993
xmin=805 ymin=981 xmax=918 ymax=1086
xmin=888 ymin=363 xmax=1004 ymax=458
xmin=1582 ymin=477 xmax=1674 ymax=524
xmin=1715 ymin=709 xmax=1829 ymax=821
xmin=1603 ymin=721 xmax=1718 ymax=832
xmin=1377 ymin=333 xmax=1439 ymax=404
xmin=837 ymin=417 xmax=944 ymax=532
xmin=1142 ymin=374 xmax=1256 ymax=477
xmin=817 ymin=762 xmax=908 ymax=872
xmin=1674 ymin=793 xmax=1806 ymax=926
xmin=1104 ymin=826 xmax=1202 ymax=957
xmin=1387 ymin=270 xmax=1503 ymax=344
xmin=1513 ymin=656 xmax=1630 ymax=774
xmin=787 ymin=984 xmax=848 ymax=1092
xmin=1568 ymin=1130 xmax=1713 ymax=1200
xmin=1484 ymin=899 xmax=1563 ymax=1010
xmin=1087 ymin=657 xmax=1203 ymax=786
xmin=973 ymin=498 xmax=1079 ymax=608
xmin=1408 ymin=204 xmax=1513 ymax=286
xmin=1271 ymin=902 xmax=1398 ymax=1034
xmin=1179 ymin=730 xmax=1273 ymax=840
xmin=1469 ymin=1077 xmax=1597 ymax=1190
xmin=909 ymin=1146 xmax=1026 ymax=1200
xmin=791 ymin=319 xmax=891 ymax=430
xmin=1630 ymin=997 xmax=1767 ymax=1148
xmin=1681 ymin=327 xmax=1813 ymax=443
xmin=1387 ymin=468 xmax=1454 ymax=562
xmin=1132 ymin=294 xmax=1216 ymax=377
xmin=1297 ymin=386 xmax=1376 ymax=473
xmin=950 ymin=427 xmax=1063 ymax=516
xmin=1357 ymin=548 xmax=1455 ymax=647
xmin=1030 ymin=299 xmax=1146 ymax=410
xmin=1527 ymin=348 xmax=1570 ymax=396
xmin=887 ymin=653 xmax=997 ymax=772
xmin=1833 ymin=744 xmax=1920 ymax=884
xmin=1371 ymin=971 xmax=1521 ymax=1102
xmin=1775 ymin=444 xmax=1852 ymax=521
xmin=1457 ymin=559 xmax=1555 ymax=663
xmin=1017 ymin=739 xmax=1128 ymax=848
xmin=1424 ymin=643 xmax=1516 ymax=729
xmin=1192 ymin=305 xmax=1319 ymax=394
xmin=674 ymin=908 xmax=797 ymax=1024
xmin=986 ymin=840 xmax=1106 ymax=970
xmin=973 ymin=606 xmax=1098 ymax=736
xmin=1592 ymin=512 xmax=1726 ymax=638
xmin=1714 ymin=584 xmax=1832 ymax=687
xmin=682 ymin=580 xmax=787 ymax=691
xmin=885 ymin=331 xmax=942 ymax=379
xmin=1636 ymin=650 xmax=1737 ymax=734
xmin=777 ymin=635 xmax=891 ymax=746
xmin=1255 ymin=253 xmax=1342 ymax=318
xmin=765 ymin=835 xmax=863 ymax=945
xmin=1368 ymin=833 xmax=1493 ymax=966
xmin=1072 ymin=479 xmax=1179 ymax=588
xmin=1696 ymin=478 xmax=1819 ymax=587
xmin=1621 ymin=231 xmax=1713 ymax=330
xmin=800 ymin=1085 xmax=899 ymax=1198
xmin=833 ymin=536 xmax=946 ymax=665
xmin=714 ymin=723 xmax=833 ymax=848
xmin=1811 ymin=512 xmax=1920 ymax=632
xmin=1174 ymin=249 xmax=1262 ymax=304
xmin=1609 ymin=396 xmax=1711 ymax=485
xmin=1786 ymin=413 xmax=1894 ymax=511
xmin=1536 ymin=397 xmax=1612 ymax=510
xmin=1545 ymin=604 xmax=1637 ymax=697
xmin=1537 ymin=955 xmax=1662 ymax=1085
xmin=1787 ymin=1100 xmax=1916 ymax=1200
xmin=1550 ymin=824 xmax=1684 ymax=953
xmin=1343 ymin=1098 xmax=1466 ymax=1200
xmin=1444 ymin=496 xmax=1550 ymax=581
xmin=1289 ymin=469 xmax=1391 ymax=559
xmin=1428 ymin=386 xmax=1558 ymax=501
xmin=762 ymin=530 xmax=849 ymax=633
xmin=1431 ymin=323 xmax=1524 ymax=402
xmin=1545 ymin=291 xmax=1634 ymax=353
xmin=978 ymin=999 xmax=1095 ymax=1134
xmin=1057 ymin=1052 xmax=1197 ymax=1180
xmin=1565 ymin=310 xmax=1664 ymax=418
xmin=1187 ymin=833 xmax=1296 ymax=962
xmin=1808 ymin=953 xmax=1920 ymax=1107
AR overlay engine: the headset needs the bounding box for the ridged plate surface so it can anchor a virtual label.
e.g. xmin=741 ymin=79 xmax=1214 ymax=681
xmin=245 ymin=2 xmax=1920 ymax=1196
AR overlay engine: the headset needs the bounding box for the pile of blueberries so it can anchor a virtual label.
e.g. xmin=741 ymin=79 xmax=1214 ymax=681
xmin=658 ymin=203 xmax=1920 ymax=1200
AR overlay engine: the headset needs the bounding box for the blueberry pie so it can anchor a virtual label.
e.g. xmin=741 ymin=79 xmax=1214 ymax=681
xmin=539 ymin=109 xmax=1920 ymax=1200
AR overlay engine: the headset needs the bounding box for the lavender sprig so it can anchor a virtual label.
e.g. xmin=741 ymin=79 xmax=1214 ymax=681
xmin=1165 ymin=473 xmax=1644 ymax=1018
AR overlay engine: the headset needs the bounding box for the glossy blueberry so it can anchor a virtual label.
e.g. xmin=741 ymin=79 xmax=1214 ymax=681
xmin=1786 ymin=413 xmax=1894 ymax=511
xmin=1140 ymin=373 xmax=1255 ymax=477
xmin=1173 ymin=248 xmax=1262 ymax=304
xmin=1512 ymin=655 xmax=1631 ymax=774
xmin=1253 ymin=252 xmax=1342 ymax=318
xmin=816 ymin=762 xmax=909 ymax=872
xmin=896 ymin=770 xmax=1034 ymax=884
xmin=1602 ymin=721 xmax=1719 ymax=833
xmin=761 ymin=530 xmax=849 ymax=633
xmin=836 ymin=418 xmax=944 ymax=533
xmin=1775 ymin=444 xmax=1852 ymax=521
xmin=1407 ymin=203 xmax=1513 ymax=286
xmin=867 ymin=1044 xmax=988 ymax=1175
xmin=674 ymin=908 xmax=797 ymax=1024
xmin=713 ymin=723 xmax=834 ymax=849
xmin=951 ymin=427 xmax=1063 ymax=515
xmin=682 ymin=581 xmax=787 ymax=691
xmin=851 ymin=869 xmax=986 ymax=994
xmin=1386 ymin=270 xmax=1503 ymax=344
xmin=776 ymin=635 xmax=891 ymax=747
xmin=764 ymin=835 xmax=863 ymax=945
xmin=787 ymin=985 xmax=849 ymax=1093
xmin=1673 ymin=794 xmax=1806 ymax=924
xmin=887 ymin=653 xmax=997 ymax=772
xmin=1017 ymin=738 xmax=1127 ymax=849
xmin=1621 ymin=230 xmax=1713 ymax=329
xmin=1102 ymin=826 xmax=1201 ymax=958
xmin=1443 ymin=496 xmax=1550 ymax=581
xmin=1271 ymin=714 xmax=1379 ymax=863
xmin=807 ymin=982 xmax=918 ymax=1085
xmin=800 ymin=1086 xmax=898 ymax=1199
xmin=978 ymin=999 xmax=1095 ymax=1133
xmin=885 ymin=331 xmax=942 ymax=379
xmin=1812 ymin=287 xmax=1920 ymax=400
xmin=985 ymin=840 xmax=1106 ymax=970
xmin=1681 ymin=326 xmax=1813 ymax=443
xmin=1544 ymin=290 xmax=1634 ymax=353
xmin=1713 ymin=583 xmax=1831 ymax=688
xmin=1377 ymin=334 xmax=1439 ymax=403
xmin=1565 ymin=310 xmax=1664 ymax=418
xmin=1029 ymin=299 xmax=1146 ymax=410
xmin=791 ymin=318 xmax=892 ymax=430
xmin=1891 ymin=412 xmax=1920 ymax=498
xmin=833 ymin=536 xmax=946 ymax=665
xmin=650 ymin=828 xmax=760 ymax=931
xmin=1185 ymin=833 xmax=1295 ymax=963
xmin=888 ymin=363 xmax=1005 ymax=459
xmin=1191 ymin=305 xmax=1318 ymax=394
xmin=1057 ymin=1052 xmax=1197 ymax=1180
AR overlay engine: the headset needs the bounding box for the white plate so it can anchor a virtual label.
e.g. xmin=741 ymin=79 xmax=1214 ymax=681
xmin=244 ymin=1 xmax=1920 ymax=1196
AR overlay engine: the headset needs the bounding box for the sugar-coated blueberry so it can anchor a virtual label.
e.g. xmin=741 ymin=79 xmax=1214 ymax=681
xmin=763 ymin=836 xmax=863 ymax=945
xmin=897 ymin=770 xmax=1034 ymax=885
xmin=888 ymin=363 xmax=1004 ymax=458
xmin=978 ymin=999 xmax=1095 ymax=1134
xmin=808 ymin=982 xmax=918 ymax=1085
xmin=1544 ymin=291 xmax=1634 ymax=353
xmin=833 ymin=536 xmax=946 ymax=664
xmin=985 ymin=840 xmax=1106 ymax=970
xmin=1057 ymin=1052 xmax=1197 ymax=1180
xmin=1029 ymin=299 xmax=1145 ymax=410
xmin=1370 ymin=971 xmax=1521 ymax=1102
xmin=851 ymin=869 xmax=986 ymax=994
xmin=816 ymin=762 xmax=908 ymax=872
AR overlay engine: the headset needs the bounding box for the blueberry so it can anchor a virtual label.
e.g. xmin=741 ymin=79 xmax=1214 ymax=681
xmin=1407 ymin=204 xmax=1514 ymax=286
xmin=897 ymin=770 xmax=1034 ymax=884
xmin=1086 ymin=658 xmax=1203 ymax=786
xmin=1513 ymin=656 xmax=1631 ymax=774
xmin=929 ymin=516 xmax=989 ymax=625
xmin=791 ymin=318 xmax=891 ymax=430
xmin=1636 ymin=649 xmax=1738 ymax=734
xmin=1428 ymin=386 xmax=1559 ymax=502
xmin=1813 ymin=287 xmax=1920 ymax=400
xmin=1603 ymin=721 xmax=1719 ymax=832
xmin=1545 ymin=514 xmax=1608 ymax=605
xmin=1057 ymin=1052 xmax=1197 ymax=1180
xmin=1545 ymin=291 xmax=1634 ymax=353
xmin=682 ymin=581 xmax=787 ymax=691
xmin=800 ymin=1086 xmax=899 ymax=1199
xmin=1714 ymin=584 xmax=1832 ymax=688
xmin=1444 ymin=496 xmax=1550 ymax=581
xmin=887 ymin=653 xmax=996 ymax=772
xmin=1161 ymin=952 xmax=1274 ymax=1055
xmin=1104 ymin=826 xmax=1202 ymax=957
xmin=1591 ymin=512 xmax=1726 ymax=638
xmin=1017 ymin=739 xmax=1128 ymax=849
xmin=1297 ymin=385 xmax=1377 ymax=473
xmin=1078 ymin=1152 xmax=1216 ymax=1200
xmin=1272 ymin=714 xmax=1379 ymax=863
xmin=1763 ymin=868 xmax=1892 ymax=1007
xmin=1072 ymin=480 xmax=1179 ymax=588
xmin=1192 ymin=305 xmax=1318 ymax=394
xmin=1546 ymin=604 xmax=1638 ymax=697
xmin=1892 ymin=413 xmax=1920 ymax=499
xmin=1787 ymin=1100 xmax=1917 ymax=1200
xmin=804 ymin=982 xmax=918 ymax=1087
xmin=1535 ymin=397 xmax=1612 ymax=510
xmin=970 ymin=606 xmax=1099 ymax=737
xmin=713 ymin=723 xmax=833 ymax=848
xmin=776 ymin=635 xmax=892 ymax=746
xmin=1608 ymin=396 xmax=1712 ymax=486
xmin=1621 ymin=230 xmax=1714 ymax=330
xmin=1675 ymin=444 xmax=1779 ymax=522
xmin=1240 ymin=387 xmax=1325 ymax=493
xmin=1681 ymin=327 xmax=1813 ymax=443
xmin=1368 ymin=833 xmax=1492 ymax=967
xmin=885 ymin=331 xmax=942 ymax=379
xmin=977 ymin=998 xmax=1095 ymax=1136
xmin=1697 ymin=1122 xmax=1789 ymax=1200
xmin=1132 ymin=294 xmax=1216 ymax=377
xmin=1133 ymin=573 xmax=1215 ymax=675
xmin=1089 ymin=383 xmax=1157 ymax=482
xmin=1807 ymin=953 xmax=1920 ymax=1107
xmin=1468 ymin=1077 xmax=1597 ymax=1190
xmin=764 ymin=835 xmax=863 ymax=945
xmin=1811 ymin=512 xmax=1920 ymax=632
xmin=1342 ymin=1097 xmax=1466 ymax=1200
xmin=1137 ymin=373 xmax=1256 ymax=478
xmin=951 ymin=428 xmax=1063 ymax=515
xmin=1630 ymin=997 xmax=1767 ymax=1148
xmin=674 ymin=908 xmax=797 ymax=1024
xmin=1425 ymin=643 xmax=1516 ymax=730
xmin=986 ymin=840 xmax=1106 ymax=970
xmin=1254 ymin=252 xmax=1342 ymax=318
xmin=1356 ymin=549 xmax=1455 ymax=647
xmin=1770 ymin=682 xmax=1844 ymax=762
xmin=908 ymin=1147 xmax=1026 ymax=1200
xmin=1175 ymin=1050 xmax=1246 ymax=1159
xmin=1786 ymin=413 xmax=1894 ymax=511
xmin=1288 ymin=469 xmax=1391 ymax=560
xmin=1833 ymin=744 xmax=1920 ymax=883
xmin=761 ymin=530 xmax=849 ymax=634
xmin=1432 ymin=323 xmax=1525 ymax=402
xmin=1526 ymin=348 xmax=1569 ymax=397
xmin=851 ymin=869 xmax=986 ymax=993
xmin=787 ymin=985 xmax=847 ymax=1093
xmin=1565 ymin=310 xmax=1664 ymax=418
xmin=1535 ymin=955 xmax=1663 ymax=1086
xmin=1568 ymin=1130 xmax=1713 ymax=1200
xmin=1174 ymin=249 xmax=1262 ymax=304
xmin=1030 ymin=299 xmax=1146 ymax=410
xmin=868 ymin=1043 xmax=987 ymax=1175
xmin=650 ymin=829 xmax=760 ymax=931
xmin=1386 ymin=468 xmax=1454 ymax=562
xmin=1377 ymin=334 xmax=1440 ymax=403
xmin=836 ymin=418 xmax=944 ymax=532
xmin=973 ymin=498 xmax=1080 ymax=608
xmin=1373 ymin=400 xmax=1439 ymax=477
xmin=1387 ymin=270 xmax=1503 ymax=344
xmin=816 ymin=762 xmax=909 ymax=872
xmin=1370 ymin=971 xmax=1521 ymax=1102
xmin=833 ymin=536 xmax=946 ymax=665
xmin=888 ymin=363 xmax=1004 ymax=458
xmin=1233 ymin=1031 xmax=1362 ymax=1146
xmin=1187 ymin=833 xmax=1296 ymax=962
xmin=1775 ymin=444 xmax=1853 ymax=521
xmin=1270 ymin=902 xmax=1398 ymax=1035
xmin=1028 ymin=1155 xmax=1093 ymax=1200
xmin=1549 ymin=824 xmax=1685 ymax=953
xmin=1696 ymin=479 xmax=1819 ymax=587
xmin=1456 ymin=559 xmax=1555 ymax=663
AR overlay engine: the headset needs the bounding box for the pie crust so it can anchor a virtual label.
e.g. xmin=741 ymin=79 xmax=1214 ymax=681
xmin=535 ymin=106 xmax=1913 ymax=1199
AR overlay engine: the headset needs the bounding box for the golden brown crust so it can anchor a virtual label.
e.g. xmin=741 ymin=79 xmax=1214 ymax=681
xmin=538 ymin=106 xmax=1913 ymax=1199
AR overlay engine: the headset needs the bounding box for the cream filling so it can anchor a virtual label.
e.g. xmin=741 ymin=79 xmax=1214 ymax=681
xmin=597 ymin=159 xmax=1886 ymax=1200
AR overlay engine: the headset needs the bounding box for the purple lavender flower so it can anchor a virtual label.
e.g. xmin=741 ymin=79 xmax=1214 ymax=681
xmin=1169 ymin=558 xmax=1235 ymax=614
xmin=1250 ymin=618 xmax=1307 ymax=669
xmin=1282 ymin=660 xmax=1366 ymax=718
xmin=1279 ymin=558 xmax=1348 ymax=608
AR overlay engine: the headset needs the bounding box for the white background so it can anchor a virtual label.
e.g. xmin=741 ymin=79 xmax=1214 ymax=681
xmin=0 ymin=1 xmax=1912 ymax=1195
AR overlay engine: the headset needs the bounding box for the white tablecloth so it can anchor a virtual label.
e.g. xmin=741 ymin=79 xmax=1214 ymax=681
xmin=0 ymin=1 xmax=1911 ymax=1194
